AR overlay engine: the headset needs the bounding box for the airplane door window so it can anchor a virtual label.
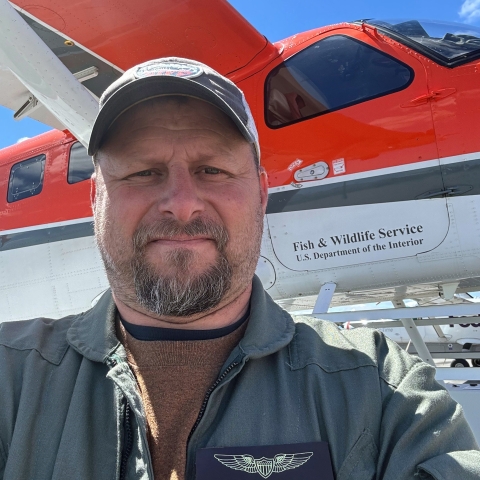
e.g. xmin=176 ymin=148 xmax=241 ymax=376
xmin=68 ymin=142 xmax=94 ymax=184
xmin=7 ymin=154 xmax=46 ymax=203
xmin=266 ymin=35 xmax=413 ymax=128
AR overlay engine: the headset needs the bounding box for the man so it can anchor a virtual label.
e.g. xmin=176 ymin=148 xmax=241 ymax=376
xmin=0 ymin=57 xmax=479 ymax=480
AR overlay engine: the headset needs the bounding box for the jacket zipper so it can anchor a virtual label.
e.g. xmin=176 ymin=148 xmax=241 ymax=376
xmin=185 ymin=358 xmax=242 ymax=480
xmin=187 ymin=359 xmax=241 ymax=442
xmin=119 ymin=402 xmax=133 ymax=480
xmin=106 ymin=356 xmax=134 ymax=480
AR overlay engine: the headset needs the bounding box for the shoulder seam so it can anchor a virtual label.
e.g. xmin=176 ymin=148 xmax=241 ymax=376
xmin=289 ymin=321 xmax=378 ymax=372
xmin=294 ymin=359 xmax=378 ymax=374
xmin=380 ymin=375 xmax=400 ymax=390
xmin=0 ymin=342 xmax=69 ymax=366
xmin=379 ymin=360 xmax=426 ymax=390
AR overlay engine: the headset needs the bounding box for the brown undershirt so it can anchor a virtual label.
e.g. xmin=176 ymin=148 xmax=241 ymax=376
xmin=117 ymin=316 xmax=248 ymax=480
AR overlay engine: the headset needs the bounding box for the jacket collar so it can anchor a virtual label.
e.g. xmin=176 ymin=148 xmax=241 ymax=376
xmin=66 ymin=275 xmax=295 ymax=363
xmin=239 ymin=275 xmax=295 ymax=359
xmin=67 ymin=289 xmax=120 ymax=362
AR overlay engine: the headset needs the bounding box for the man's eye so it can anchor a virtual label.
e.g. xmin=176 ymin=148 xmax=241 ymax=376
xmin=134 ymin=170 xmax=152 ymax=177
xmin=203 ymin=167 xmax=222 ymax=175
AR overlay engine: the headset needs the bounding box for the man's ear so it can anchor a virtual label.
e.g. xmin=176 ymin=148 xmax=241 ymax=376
xmin=90 ymin=172 xmax=96 ymax=210
xmin=258 ymin=166 xmax=269 ymax=215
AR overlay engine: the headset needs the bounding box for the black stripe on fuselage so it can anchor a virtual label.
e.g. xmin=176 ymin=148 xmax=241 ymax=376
xmin=0 ymin=221 xmax=94 ymax=251
xmin=266 ymin=159 xmax=480 ymax=214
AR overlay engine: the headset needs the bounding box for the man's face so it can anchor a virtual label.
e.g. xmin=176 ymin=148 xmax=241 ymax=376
xmin=93 ymin=97 xmax=268 ymax=320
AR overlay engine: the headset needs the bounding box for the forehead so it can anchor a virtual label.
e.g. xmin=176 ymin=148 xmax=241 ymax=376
xmin=100 ymin=96 xmax=246 ymax=153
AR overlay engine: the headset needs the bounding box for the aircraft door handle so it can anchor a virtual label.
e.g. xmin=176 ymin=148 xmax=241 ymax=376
xmin=416 ymin=188 xmax=457 ymax=199
xmin=430 ymin=88 xmax=457 ymax=101
xmin=401 ymin=88 xmax=457 ymax=107
xmin=416 ymin=185 xmax=471 ymax=199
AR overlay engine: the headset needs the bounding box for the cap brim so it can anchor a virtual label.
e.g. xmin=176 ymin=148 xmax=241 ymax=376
xmin=88 ymin=76 xmax=254 ymax=156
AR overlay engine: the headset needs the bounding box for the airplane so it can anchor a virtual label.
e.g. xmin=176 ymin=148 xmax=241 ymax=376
xmin=3 ymin=0 xmax=480 ymax=324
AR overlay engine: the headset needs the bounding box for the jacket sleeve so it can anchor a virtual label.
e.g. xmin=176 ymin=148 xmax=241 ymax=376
xmin=377 ymin=354 xmax=480 ymax=480
xmin=0 ymin=343 xmax=15 ymax=480
xmin=0 ymin=343 xmax=22 ymax=480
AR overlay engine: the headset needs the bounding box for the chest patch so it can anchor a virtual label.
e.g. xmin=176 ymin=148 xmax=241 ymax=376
xmin=196 ymin=442 xmax=334 ymax=479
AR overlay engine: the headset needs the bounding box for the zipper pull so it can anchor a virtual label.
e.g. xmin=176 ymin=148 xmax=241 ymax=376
xmin=105 ymin=353 xmax=123 ymax=368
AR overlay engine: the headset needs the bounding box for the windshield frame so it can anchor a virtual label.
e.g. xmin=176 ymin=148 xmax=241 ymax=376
xmin=354 ymin=19 xmax=480 ymax=68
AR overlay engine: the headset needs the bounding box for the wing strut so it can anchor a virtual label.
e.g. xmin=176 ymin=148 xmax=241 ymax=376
xmin=313 ymin=283 xmax=337 ymax=315
xmin=392 ymin=299 xmax=435 ymax=366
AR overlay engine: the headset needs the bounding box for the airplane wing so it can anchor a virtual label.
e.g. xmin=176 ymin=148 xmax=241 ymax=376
xmin=280 ymin=284 xmax=480 ymax=314
xmin=0 ymin=0 xmax=277 ymax=131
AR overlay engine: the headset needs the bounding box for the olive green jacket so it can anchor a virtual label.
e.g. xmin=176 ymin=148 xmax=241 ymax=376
xmin=0 ymin=276 xmax=479 ymax=480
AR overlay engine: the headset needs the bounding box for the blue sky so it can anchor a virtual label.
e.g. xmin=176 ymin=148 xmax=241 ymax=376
xmin=0 ymin=0 xmax=479 ymax=150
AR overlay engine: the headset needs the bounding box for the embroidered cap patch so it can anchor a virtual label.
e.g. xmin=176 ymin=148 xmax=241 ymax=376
xmin=196 ymin=442 xmax=334 ymax=479
xmin=135 ymin=62 xmax=203 ymax=79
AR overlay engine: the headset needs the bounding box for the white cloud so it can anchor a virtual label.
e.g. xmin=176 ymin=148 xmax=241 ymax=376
xmin=16 ymin=137 xmax=30 ymax=143
xmin=459 ymin=0 xmax=480 ymax=23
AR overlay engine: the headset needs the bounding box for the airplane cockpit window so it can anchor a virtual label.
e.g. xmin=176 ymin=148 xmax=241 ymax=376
xmin=7 ymin=154 xmax=46 ymax=203
xmin=365 ymin=19 xmax=480 ymax=66
xmin=68 ymin=142 xmax=95 ymax=184
xmin=266 ymin=35 xmax=413 ymax=128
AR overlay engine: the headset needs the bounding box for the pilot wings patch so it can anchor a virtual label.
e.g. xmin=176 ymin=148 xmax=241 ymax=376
xmin=214 ymin=452 xmax=313 ymax=478
xmin=196 ymin=442 xmax=333 ymax=480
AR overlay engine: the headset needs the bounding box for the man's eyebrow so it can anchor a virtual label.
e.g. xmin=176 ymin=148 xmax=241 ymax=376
xmin=194 ymin=151 xmax=238 ymax=163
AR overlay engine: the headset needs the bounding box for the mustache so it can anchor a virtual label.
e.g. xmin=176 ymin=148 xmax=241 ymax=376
xmin=132 ymin=217 xmax=229 ymax=251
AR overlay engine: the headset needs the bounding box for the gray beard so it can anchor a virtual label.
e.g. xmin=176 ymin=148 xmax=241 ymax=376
xmin=96 ymin=216 xmax=235 ymax=317
xmin=131 ymin=247 xmax=232 ymax=317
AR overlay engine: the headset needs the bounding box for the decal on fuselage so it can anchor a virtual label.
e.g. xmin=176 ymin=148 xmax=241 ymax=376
xmin=267 ymin=199 xmax=449 ymax=271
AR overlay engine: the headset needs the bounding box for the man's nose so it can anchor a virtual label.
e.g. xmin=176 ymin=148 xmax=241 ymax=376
xmin=157 ymin=167 xmax=205 ymax=222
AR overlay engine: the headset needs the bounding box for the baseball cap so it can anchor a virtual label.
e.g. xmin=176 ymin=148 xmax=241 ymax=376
xmin=88 ymin=57 xmax=260 ymax=162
